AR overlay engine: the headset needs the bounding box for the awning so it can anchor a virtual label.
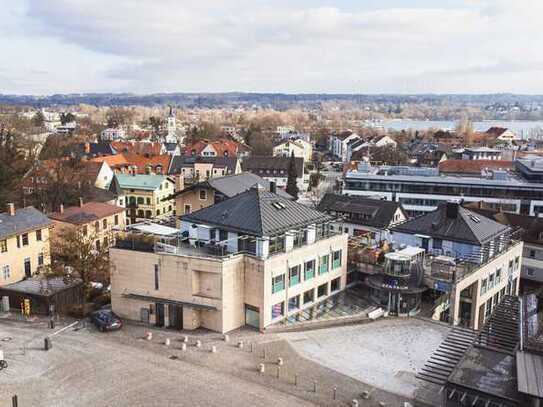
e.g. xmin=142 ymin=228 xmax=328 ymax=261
xmin=123 ymin=293 xmax=218 ymax=310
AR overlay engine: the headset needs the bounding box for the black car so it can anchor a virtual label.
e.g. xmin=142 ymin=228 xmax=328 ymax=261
xmin=90 ymin=309 xmax=123 ymax=332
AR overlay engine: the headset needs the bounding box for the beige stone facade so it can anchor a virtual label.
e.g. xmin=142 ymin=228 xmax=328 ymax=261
xmin=175 ymin=186 xmax=215 ymax=217
xmin=110 ymin=232 xmax=348 ymax=333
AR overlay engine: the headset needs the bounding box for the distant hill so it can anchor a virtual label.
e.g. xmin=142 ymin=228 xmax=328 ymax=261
xmin=2 ymin=92 xmax=543 ymax=108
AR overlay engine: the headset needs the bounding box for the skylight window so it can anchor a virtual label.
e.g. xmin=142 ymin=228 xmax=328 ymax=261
xmin=469 ymin=215 xmax=481 ymax=223
xmin=272 ymin=201 xmax=286 ymax=210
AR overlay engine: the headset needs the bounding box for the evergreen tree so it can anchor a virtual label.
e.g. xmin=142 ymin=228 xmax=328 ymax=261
xmin=286 ymin=151 xmax=299 ymax=200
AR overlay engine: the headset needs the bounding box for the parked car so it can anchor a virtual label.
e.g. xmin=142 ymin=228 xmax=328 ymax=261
xmin=90 ymin=309 xmax=123 ymax=332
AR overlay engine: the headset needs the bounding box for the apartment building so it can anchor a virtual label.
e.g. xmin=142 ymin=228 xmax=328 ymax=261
xmin=48 ymin=199 xmax=126 ymax=251
xmin=343 ymin=164 xmax=543 ymax=217
xmin=110 ymin=186 xmax=348 ymax=333
xmin=0 ymin=204 xmax=52 ymax=286
xmin=273 ymin=139 xmax=313 ymax=163
xmin=329 ymin=131 xmax=360 ymax=162
xmin=389 ymin=202 xmax=522 ymax=330
xmin=242 ymin=156 xmax=306 ymax=192
xmin=110 ymin=174 xmax=175 ymax=224
xmin=168 ymin=155 xmax=242 ymax=184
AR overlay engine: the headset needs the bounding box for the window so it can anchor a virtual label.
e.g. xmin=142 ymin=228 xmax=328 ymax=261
xmin=481 ymin=278 xmax=488 ymax=295
xmin=94 ymin=221 xmax=100 ymax=232
xmin=103 ymin=219 xmax=108 ymax=229
xmin=304 ymin=259 xmax=315 ymax=280
xmin=529 ymin=249 xmax=536 ymax=258
xmin=219 ymin=230 xmax=228 ymax=241
xmin=184 ymin=204 xmax=191 ymax=214
xmin=495 ymin=268 xmax=502 ymax=283
xmin=199 ymin=189 xmax=207 ymax=200
xmin=119 ymin=199 xmax=123 ymax=206
xmin=269 ymin=236 xmax=285 ymax=255
xmin=0 ymin=240 xmax=7 ymax=253
xmin=317 ymin=283 xmax=328 ymax=298
xmin=22 ymin=233 xmax=29 ymax=246
xmin=433 ymin=238 xmax=442 ymax=250
xmin=95 ymin=240 xmax=101 ymax=251
xmin=293 ymin=230 xmax=307 ymax=248
xmin=16 ymin=235 xmax=20 ymax=248
xmin=488 ymin=273 xmax=495 ymax=288
xmin=36 ymin=229 xmax=42 ymax=241
xmin=156 ymin=210 xmax=160 ymax=216
xmin=288 ymin=295 xmax=300 ymax=311
xmin=146 ymin=197 xmax=151 ymax=205
xmin=138 ymin=210 xmax=144 ymax=218
xmin=515 ymin=256 xmax=520 ymax=270
xmin=114 ymin=215 xmax=119 ymax=226
xmin=82 ymin=225 xmax=88 ymax=236
xmin=272 ymin=274 xmax=285 ymax=294
xmin=289 ymin=265 xmax=301 ymax=287
xmin=137 ymin=197 xmax=144 ymax=204
xmin=2 ymin=265 xmax=10 ymax=280
xmin=103 ymin=237 xmax=109 ymax=247
xmin=271 ymin=301 xmax=284 ymax=319
xmin=331 ymin=277 xmax=341 ymax=292
xmin=303 ymin=289 xmax=314 ymax=304
xmin=319 ymin=255 xmax=329 ymax=274
xmin=332 ymin=250 xmax=342 ymax=269
xmin=154 ymin=264 xmax=159 ymax=290
xmin=145 ymin=210 xmax=152 ymax=219
xmin=38 ymin=253 xmax=44 ymax=266
xmin=527 ymin=268 xmax=535 ymax=277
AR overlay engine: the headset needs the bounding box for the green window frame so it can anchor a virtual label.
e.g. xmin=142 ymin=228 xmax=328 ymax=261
xmin=304 ymin=260 xmax=315 ymax=280
xmin=289 ymin=265 xmax=301 ymax=287
xmin=272 ymin=274 xmax=285 ymax=294
xmin=332 ymin=250 xmax=342 ymax=269
xmin=319 ymin=255 xmax=329 ymax=274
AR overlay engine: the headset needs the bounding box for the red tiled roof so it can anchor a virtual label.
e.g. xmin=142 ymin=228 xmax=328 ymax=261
xmin=439 ymin=159 xmax=513 ymax=174
xmin=184 ymin=138 xmax=244 ymax=157
xmin=111 ymin=141 xmax=162 ymax=156
xmin=49 ymin=201 xmax=125 ymax=225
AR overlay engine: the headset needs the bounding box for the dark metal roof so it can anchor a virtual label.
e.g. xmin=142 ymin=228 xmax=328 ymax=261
xmin=391 ymin=203 xmax=510 ymax=246
xmin=318 ymin=193 xmax=405 ymax=229
xmin=242 ymin=156 xmax=303 ymax=178
xmin=1 ymin=277 xmax=83 ymax=296
xmin=181 ymin=187 xmax=333 ymax=237
xmin=0 ymin=206 xmax=52 ymax=240
xmin=168 ymin=155 xmax=239 ymax=174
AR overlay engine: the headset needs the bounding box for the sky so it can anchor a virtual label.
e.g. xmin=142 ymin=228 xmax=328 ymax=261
xmin=1 ymin=0 xmax=542 ymax=95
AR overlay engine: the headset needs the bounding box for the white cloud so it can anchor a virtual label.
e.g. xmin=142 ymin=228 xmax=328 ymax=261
xmin=0 ymin=0 xmax=542 ymax=93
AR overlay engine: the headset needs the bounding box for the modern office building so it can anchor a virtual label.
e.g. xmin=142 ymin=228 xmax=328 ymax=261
xmin=343 ymin=164 xmax=543 ymax=217
xmin=110 ymin=186 xmax=348 ymax=333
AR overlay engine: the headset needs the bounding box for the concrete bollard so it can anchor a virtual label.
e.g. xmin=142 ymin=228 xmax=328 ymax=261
xmin=223 ymin=334 xmax=229 ymax=342
xmin=145 ymin=332 xmax=153 ymax=341
xmin=12 ymin=395 xmax=18 ymax=407
xmin=49 ymin=319 xmax=55 ymax=329
xmin=333 ymin=386 xmax=337 ymax=400
xmin=258 ymin=363 xmax=265 ymax=374
xmin=181 ymin=343 xmax=187 ymax=351
xmin=352 ymin=400 xmax=359 ymax=407
xmin=378 ymin=402 xmax=386 ymax=407
xmin=44 ymin=337 xmax=52 ymax=351
xmin=361 ymin=391 xmax=370 ymax=399
xmin=277 ymin=357 xmax=283 ymax=366
xmin=294 ymin=374 xmax=298 ymax=386
xmin=313 ymin=381 xmax=317 ymax=393
xmin=182 ymin=335 xmax=188 ymax=343
xmin=276 ymin=366 xmax=281 ymax=378
xmin=195 ymin=340 xmax=202 ymax=348
xmin=237 ymin=340 xmax=244 ymax=349
xmin=211 ymin=345 xmax=217 ymax=353
xmin=165 ymin=338 xmax=171 ymax=346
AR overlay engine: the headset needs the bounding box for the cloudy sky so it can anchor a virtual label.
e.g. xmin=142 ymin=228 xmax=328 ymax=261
xmin=1 ymin=0 xmax=542 ymax=95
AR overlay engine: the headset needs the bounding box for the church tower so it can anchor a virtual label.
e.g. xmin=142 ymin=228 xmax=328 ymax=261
xmin=166 ymin=105 xmax=177 ymax=143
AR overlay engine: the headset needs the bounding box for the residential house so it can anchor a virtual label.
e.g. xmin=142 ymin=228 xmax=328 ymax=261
xmin=110 ymin=186 xmax=348 ymax=332
xmin=168 ymin=155 xmax=242 ymax=185
xmin=243 ymin=156 xmax=306 ymax=192
xmin=389 ymin=202 xmax=522 ymax=330
xmin=173 ymin=172 xmax=293 ymax=217
xmin=408 ymin=141 xmax=449 ymax=166
xmin=91 ymin=153 xmax=172 ymax=176
xmin=329 ymin=131 xmax=361 ymax=162
xmin=462 ymin=147 xmax=503 ymax=161
xmin=110 ymin=174 xmax=175 ymax=224
xmin=184 ymin=138 xmax=251 ymax=158
xmin=486 ymin=127 xmax=520 ymax=143
xmin=0 ymin=204 xmax=52 ymax=286
xmin=318 ymin=193 xmax=407 ymax=244
xmin=48 ymin=199 xmax=126 ymax=251
xmin=101 ymin=128 xmax=126 ymax=141
xmin=273 ymin=139 xmax=313 ymax=162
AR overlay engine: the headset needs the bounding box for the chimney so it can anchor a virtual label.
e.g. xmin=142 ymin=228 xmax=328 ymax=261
xmin=269 ymin=181 xmax=277 ymax=194
xmin=79 ymin=197 xmax=84 ymax=208
xmin=7 ymin=203 xmax=15 ymax=216
xmin=446 ymin=202 xmax=459 ymax=219
xmin=59 ymin=204 xmax=64 ymax=214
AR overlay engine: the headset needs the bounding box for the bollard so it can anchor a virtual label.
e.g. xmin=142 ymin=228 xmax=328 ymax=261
xmin=262 ymin=348 xmax=266 ymax=359
xmin=352 ymin=400 xmax=359 ymax=407
xmin=258 ymin=363 xmax=265 ymax=374
xmin=12 ymin=395 xmax=18 ymax=407
xmin=211 ymin=345 xmax=217 ymax=353
xmin=277 ymin=357 xmax=283 ymax=366
xmin=49 ymin=319 xmax=55 ymax=329
xmin=276 ymin=366 xmax=281 ymax=379
xmin=223 ymin=334 xmax=229 ymax=342
xmin=378 ymin=402 xmax=386 ymax=407
xmin=181 ymin=343 xmax=187 ymax=351
xmin=44 ymin=337 xmax=52 ymax=351
xmin=165 ymin=338 xmax=171 ymax=346
xmin=145 ymin=332 xmax=153 ymax=341
xmin=361 ymin=391 xmax=370 ymax=400
xmin=294 ymin=374 xmax=298 ymax=386
xmin=250 ymin=343 xmax=253 ymax=353
xmin=195 ymin=340 xmax=202 ymax=348
xmin=237 ymin=340 xmax=244 ymax=349
xmin=333 ymin=386 xmax=337 ymax=400
xmin=183 ymin=335 xmax=188 ymax=343
xmin=313 ymin=381 xmax=317 ymax=393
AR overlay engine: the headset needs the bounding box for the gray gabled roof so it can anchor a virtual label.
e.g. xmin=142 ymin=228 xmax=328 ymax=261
xmin=318 ymin=193 xmax=405 ymax=229
xmin=391 ymin=203 xmax=510 ymax=245
xmin=175 ymin=172 xmax=293 ymax=200
xmin=181 ymin=187 xmax=332 ymax=236
xmin=0 ymin=207 xmax=52 ymax=240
